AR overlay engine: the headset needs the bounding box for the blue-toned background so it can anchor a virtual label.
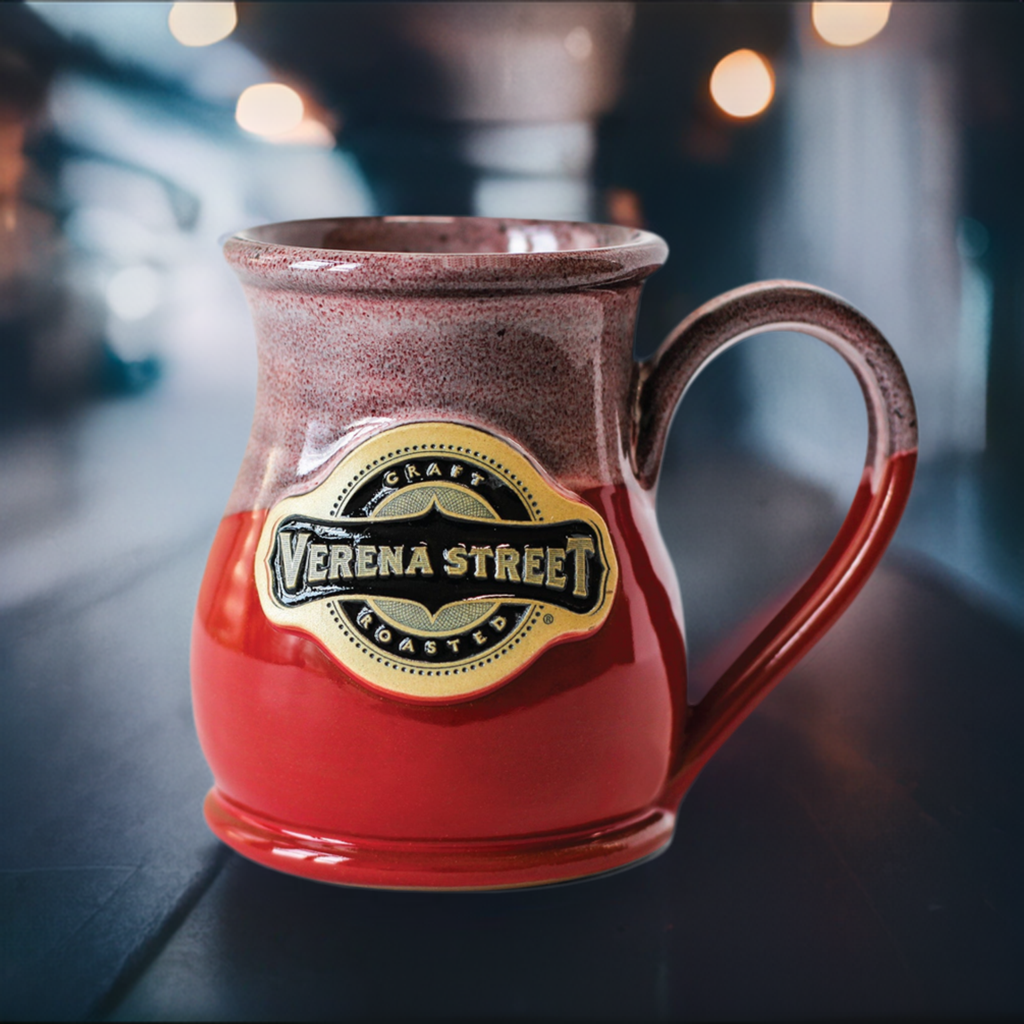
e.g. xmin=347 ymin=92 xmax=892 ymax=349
xmin=2 ymin=4 xmax=1022 ymax=1019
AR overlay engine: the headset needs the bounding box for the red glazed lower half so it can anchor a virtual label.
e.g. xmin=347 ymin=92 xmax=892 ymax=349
xmin=193 ymin=452 xmax=916 ymax=889
xmin=191 ymin=483 xmax=687 ymax=889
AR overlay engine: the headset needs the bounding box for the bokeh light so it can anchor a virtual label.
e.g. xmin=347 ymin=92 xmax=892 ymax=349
xmin=268 ymin=118 xmax=336 ymax=148
xmin=564 ymin=26 xmax=594 ymax=63
xmin=709 ymin=49 xmax=775 ymax=120
xmin=811 ymin=2 xmax=892 ymax=47
xmin=168 ymin=2 xmax=237 ymax=48
xmin=235 ymin=83 xmax=305 ymax=137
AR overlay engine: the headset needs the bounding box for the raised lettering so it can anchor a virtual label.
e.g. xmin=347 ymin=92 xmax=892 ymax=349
xmin=356 ymin=606 xmax=374 ymax=629
xmin=489 ymin=616 xmax=507 ymax=632
xmin=384 ymin=470 xmax=400 ymax=486
xmin=545 ymin=547 xmax=566 ymax=590
xmin=446 ymin=638 xmax=461 ymax=653
xmin=566 ymin=536 xmax=596 ymax=598
xmin=405 ymin=545 xmax=434 ymax=576
xmin=374 ymin=625 xmax=392 ymax=644
xmin=468 ymin=546 xmax=494 ymax=578
xmin=444 ymin=545 xmax=469 ymax=576
xmin=470 ymin=472 xmax=485 ymax=487
xmin=405 ymin=464 xmax=422 ymax=482
xmin=356 ymin=545 xmax=378 ymax=577
xmin=522 ymin=547 xmax=545 ymax=586
xmin=279 ymin=530 xmax=310 ymax=591
xmin=424 ymin=640 xmax=437 ymax=655
xmin=450 ymin=464 xmax=464 ymax=479
xmin=472 ymin=630 xmax=487 ymax=646
xmin=426 ymin=462 xmax=442 ymax=477
xmin=398 ymin=637 xmax=415 ymax=653
xmin=328 ymin=544 xmax=353 ymax=580
xmin=306 ymin=543 xmax=329 ymax=583
xmin=494 ymin=546 xmax=521 ymax=582
xmin=378 ymin=545 xmax=404 ymax=576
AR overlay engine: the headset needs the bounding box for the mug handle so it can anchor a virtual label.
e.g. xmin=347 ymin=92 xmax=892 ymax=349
xmin=632 ymin=281 xmax=918 ymax=807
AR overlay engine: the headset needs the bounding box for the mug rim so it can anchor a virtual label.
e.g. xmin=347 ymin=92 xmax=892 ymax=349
xmin=223 ymin=215 xmax=669 ymax=294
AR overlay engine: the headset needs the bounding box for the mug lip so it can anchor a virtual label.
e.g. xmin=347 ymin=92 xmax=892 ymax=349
xmin=223 ymin=215 xmax=669 ymax=294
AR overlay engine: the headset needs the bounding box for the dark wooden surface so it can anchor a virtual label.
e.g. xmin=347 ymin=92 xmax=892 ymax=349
xmin=2 ymin=389 xmax=1023 ymax=1021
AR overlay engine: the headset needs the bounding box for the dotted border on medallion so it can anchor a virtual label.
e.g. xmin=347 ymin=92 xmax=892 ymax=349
xmin=253 ymin=421 xmax=620 ymax=701
xmin=328 ymin=443 xmax=542 ymax=521
xmin=326 ymin=600 xmax=543 ymax=677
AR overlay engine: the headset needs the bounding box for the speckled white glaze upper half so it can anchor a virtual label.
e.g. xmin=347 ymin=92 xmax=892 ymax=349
xmin=223 ymin=217 xmax=669 ymax=514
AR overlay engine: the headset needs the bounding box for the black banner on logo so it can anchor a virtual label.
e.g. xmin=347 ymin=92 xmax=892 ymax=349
xmin=270 ymin=505 xmax=605 ymax=615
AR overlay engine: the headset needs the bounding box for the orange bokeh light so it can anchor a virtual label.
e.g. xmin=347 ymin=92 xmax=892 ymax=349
xmin=811 ymin=2 xmax=892 ymax=47
xmin=710 ymin=50 xmax=775 ymax=120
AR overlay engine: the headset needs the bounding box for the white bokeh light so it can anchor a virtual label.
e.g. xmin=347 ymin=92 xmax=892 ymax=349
xmin=811 ymin=2 xmax=892 ymax=47
xmin=267 ymin=118 xmax=336 ymax=148
xmin=168 ymin=2 xmax=237 ymax=48
xmin=563 ymin=26 xmax=593 ymax=63
xmin=235 ymin=83 xmax=305 ymax=137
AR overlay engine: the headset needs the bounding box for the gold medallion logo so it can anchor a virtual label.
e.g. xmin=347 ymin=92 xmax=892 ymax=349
xmin=254 ymin=422 xmax=618 ymax=701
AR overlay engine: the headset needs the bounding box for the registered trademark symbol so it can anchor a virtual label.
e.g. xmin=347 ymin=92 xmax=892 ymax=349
xmin=257 ymin=422 xmax=616 ymax=701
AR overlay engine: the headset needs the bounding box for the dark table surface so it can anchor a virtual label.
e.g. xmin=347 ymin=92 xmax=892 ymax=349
xmin=2 ymin=387 xmax=1023 ymax=1021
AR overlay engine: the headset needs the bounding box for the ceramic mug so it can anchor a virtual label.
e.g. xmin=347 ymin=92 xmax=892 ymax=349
xmin=192 ymin=216 xmax=917 ymax=890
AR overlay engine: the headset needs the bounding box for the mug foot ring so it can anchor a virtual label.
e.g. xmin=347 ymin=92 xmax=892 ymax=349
xmin=204 ymin=789 xmax=675 ymax=891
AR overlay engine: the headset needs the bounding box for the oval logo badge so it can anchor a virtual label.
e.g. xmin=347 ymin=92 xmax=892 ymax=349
xmin=254 ymin=423 xmax=618 ymax=701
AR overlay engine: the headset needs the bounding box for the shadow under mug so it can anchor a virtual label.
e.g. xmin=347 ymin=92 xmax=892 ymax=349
xmin=191 ymin=216 xmax=917 ymax=890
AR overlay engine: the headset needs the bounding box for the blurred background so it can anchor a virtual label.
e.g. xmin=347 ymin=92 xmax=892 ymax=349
xmin=4 ymin=5 xmax=1024 ymax=1019
xmin=2 ymin=0 xmax=1021 ymax=642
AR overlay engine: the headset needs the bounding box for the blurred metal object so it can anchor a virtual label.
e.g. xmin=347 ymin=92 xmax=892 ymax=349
xmin=239 ymin=2 xmax=633 ymax=219
xmin=396 ymin=2 xmax=632 ymax=122
xmin=397 ymin=2 xmax=633 ymax=218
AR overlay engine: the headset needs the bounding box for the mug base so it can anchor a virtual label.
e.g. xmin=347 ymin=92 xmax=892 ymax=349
xmin=204 ymin=789 xmax=675 ymax=891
